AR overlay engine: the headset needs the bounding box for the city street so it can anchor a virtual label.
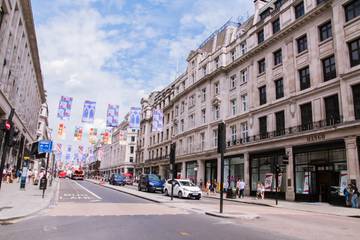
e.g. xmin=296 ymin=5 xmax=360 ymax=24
xmin=1 ymin=179 xmax=359 ymax=240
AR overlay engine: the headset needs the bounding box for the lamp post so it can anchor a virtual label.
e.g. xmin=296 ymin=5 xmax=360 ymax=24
xmin=218 ymin=122 xmax=226 ymax=214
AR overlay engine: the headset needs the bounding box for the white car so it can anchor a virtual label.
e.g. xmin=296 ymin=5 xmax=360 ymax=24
xmin=163 ymin=179 xmax=202 ymax=200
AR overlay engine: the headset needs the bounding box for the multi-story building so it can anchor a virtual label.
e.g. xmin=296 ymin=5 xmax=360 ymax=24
xmin=136 ymin=0 xmax=360 ymax=204
xmin=100 ymin=113 xmax=137 ymax=177
xmin=0 ymin=0 xmax=47 ymax=169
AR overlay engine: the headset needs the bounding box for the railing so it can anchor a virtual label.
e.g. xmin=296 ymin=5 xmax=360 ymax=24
xmin=146 ymin=154 xmax=170 ymax=162
xmin=227 ymin=117 xmax=343 ymax=147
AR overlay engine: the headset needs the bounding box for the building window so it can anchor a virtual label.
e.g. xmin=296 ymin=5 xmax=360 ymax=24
xmin=201 ymin=108 xmax=206 ymax=123
xmin=273 ymin=49 xmax=282 ymax=66
xmin=189 ymin=94 xmax=195 ymax=108
xmin=230 ymin=99 xmax=237 ymax=116
xmin=230 ymin=125 xmax=237 ymax=143
xmin=230 ymin=75 xmax=236 ymax=89
xmin=240 ymin=68 xmax=248 ymax=84
xmin=275 ymin=111 xmax=285 ymax=136
xmin=231 ymin=50 xmax=236 ymax=61
xmin=130 ymin=146 xmax=134 ymax=154
xmin=200 ymin=132 xmax=205 ymax=150
xmin=201 ymin=87 xmax=206 ymax=102
xmin=345 ymin=0 xmax=360 ymax=22
xmin=259 ymin=86 xmax=267 ymax=105
xmin=275 ymin=78 xmax=284 ymax=99
xmin=214 ymin=82 xmax=219 ymax=95
xmin=131 ymin=136 xmax=135 ymax=142
xmin=259 ymin=116 xmax=268 ymax=139
xmin=300 ymin=102 xmax=313 ymax=130
xmin=188 ymin=114 xmax=195 ymax=128
xmin=352 ymin=83 xmax=360 ymax=119
xmin=175 ymin=105 xmax=179 ymax=116
xmin=272 ymin=18 xmax=280 ymax=34
xmin=324 ymin=94 xmax=340 ymax=125
xmin=180 ymin=101 xmax=185 ymax=113
xmin=213 ymin=129 xmax=218 ymax=147
xmin=260 ymin=8 xmax=271 ymax=20
xmin=241 ymin=94 xmax=248 ymax=112
xmin=258 ymin=58 xmax=266 ymax=74
xmin=274 ymin=0 xmax=284 ymax=10
xmin=318 ymin=21 xmax=332 ymax=42
xmin=180 ymin=119 xmax=184 ymax=132
xmin=241 ymin=122 xmax=248 ymax=142
xmin=322 ymin=55 xmax=336 ymax=81
xmin=297 ymin=35 xmax=308 ymax=54
xmin=214 ymin=57 xmax=219 ymax=69
xmin=202 ymin=65 xmax=207 ymax=76
xmin=295 ymin=1 xmax=305 ymax=19
xmin=299 ymin=66 xmax=310 ymax=90
xmin=348 ymin=37 xmax=360 ymax=67
xmin=214 ymin=105 xmax=220 ymax=120
xmin=258 ymin=29 xmax=265 ymax=44
xmin=240 ymin=42 xmax=247 ymax=55
xmin=129 ymin=157 xmax=134 ymax=162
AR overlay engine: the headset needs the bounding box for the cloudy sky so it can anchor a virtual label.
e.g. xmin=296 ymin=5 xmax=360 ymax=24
xmin=32 ymin=0 xmax=253 ymax=150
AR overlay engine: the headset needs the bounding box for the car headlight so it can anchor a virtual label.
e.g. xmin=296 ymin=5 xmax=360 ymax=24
xmin=149 ymin=182 xmax=154 ymax=186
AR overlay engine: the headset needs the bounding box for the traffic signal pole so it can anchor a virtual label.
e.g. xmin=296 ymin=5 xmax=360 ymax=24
xmin=170 ymin=143 xmax=176 ymax=201
xmin=218 ymin=122 xmax=226 ymax=214
xmin=0 ymin=108 xmax=15 ymax=190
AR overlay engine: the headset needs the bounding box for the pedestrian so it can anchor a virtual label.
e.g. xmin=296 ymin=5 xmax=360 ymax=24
xmin=344 ymin=184 xmax=351 ymax=207
xmin=212 ymin=180 xmax=217 ymax=194
xmin=261 ymin=183 xmax=265 ymax=200
xmin=239 ymin=179 xmax=246 ymax=199
xmin=16 ymin=169 xmax=22 ymax=183
xmin=256 ymin=182 xmax=262 ymax=199
xmin=27 ymin=169 xmax=32 ymax=184
xmin=206 ymin=180 xmax=211 ymax=196
xmin=236 ymin=179 xmax=241 ymax=197
xmin=351 ymin=185 xmax=359 ymax=208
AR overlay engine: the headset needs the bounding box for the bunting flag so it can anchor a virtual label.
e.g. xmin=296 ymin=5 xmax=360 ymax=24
xmin=57 ymin=96 xmax=73 ymax=120
xmin=129 ymin=107 xmax=141 ymax=129
xmin=118 ymin=130 xmax=127 ymax=145
xmin=88 ymin=146 xmax=94 ymax=162
xmin=101 ymin=130 xmax=111 ymax=145
xmin=152 ymin=109 xmax=163 ymax=132
xmin=106 ymin=104 xmax=119 ymax=127
xmin=74 ymin=126 xmax=83 ymax=141
xmin=65 ymin=145 xmax=72 ymax=162
xmin=82 ymin=100 xmax=96 ymax=123
xmin=78 ymin=145 xmax=84 ymax=155
xmin=57 ymin=123 xmax=66 ymax=139
xmin=55 ymin=143 xmax=62 ymax=153
xmin=88 ymin=128 xmax=98 ymax=144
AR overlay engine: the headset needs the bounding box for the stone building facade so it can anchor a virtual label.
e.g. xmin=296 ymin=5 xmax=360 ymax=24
xmin=136 ymin=0 xmax=360 ymax=204
xmin=0 ymin=0 xmax=46 ymax=169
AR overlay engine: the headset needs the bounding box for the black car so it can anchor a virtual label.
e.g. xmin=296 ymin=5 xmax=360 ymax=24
xmin=138 ymin=174 xmax=164 ymax=193
xmin=109 ymin=174 xmax=126 ymax=186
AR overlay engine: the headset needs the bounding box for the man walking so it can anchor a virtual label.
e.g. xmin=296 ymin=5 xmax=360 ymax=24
xmin=239 ymin=179 xmax=246 ymax=198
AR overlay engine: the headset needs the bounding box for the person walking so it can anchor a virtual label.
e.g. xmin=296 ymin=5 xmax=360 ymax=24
xmin=344 ymin=184 xmax=351 ymax=207
xmin=236 ymin=179 xmax=241 ymax=198
xmin=206 ymin=180 xmax=211 ymax=196
xmin=239 ymin=179 xmax=246 ymax=199
xmin=256 ymin=182 xmax=262 ymax=199
xmin=351 ymin=185 xmax=359 ymax=208
xmin=261 ymin=183 xmax=265 ymax=200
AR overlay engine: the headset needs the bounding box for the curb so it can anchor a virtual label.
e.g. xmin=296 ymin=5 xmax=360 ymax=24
xmin=202 ymin=195 xmax=275 ymax=208
xmin=205 ymin=211 xmax=260 ymax=220
xmin=0 ymin=180 xmax=60 ymax=223
xmin=85 ymin=179 xmax=161 ymax=204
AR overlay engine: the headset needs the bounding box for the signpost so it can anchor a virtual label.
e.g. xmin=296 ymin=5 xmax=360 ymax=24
xmin=38 ymin=140 xmax=53 ymax=198
xmin=218 ymin=122 xmax=226 ymax=214
xmin=170 ymin=143 xmax=176 ymax=201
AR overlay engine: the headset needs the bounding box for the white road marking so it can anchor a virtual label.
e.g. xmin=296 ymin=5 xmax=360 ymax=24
xmin=73 ymin=181 xmax=102 ymax=200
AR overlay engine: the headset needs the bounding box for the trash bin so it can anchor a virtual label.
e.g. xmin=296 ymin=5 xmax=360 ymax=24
xmin=226 ymin=188 xmax=237 ymax=199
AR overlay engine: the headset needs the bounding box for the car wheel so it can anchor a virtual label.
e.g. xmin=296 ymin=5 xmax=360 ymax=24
xmin=164 ymin=189 xmax=168 ymax=196
xmin=196 ymin=197 xmax=201 ymax=200
xmin=178 ymin=191 xmax=183 ymax=199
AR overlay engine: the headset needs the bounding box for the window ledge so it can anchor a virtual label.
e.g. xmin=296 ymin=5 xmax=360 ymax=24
xmin=344 ymin=15 xmax=360 ymax=28
xmin=257 ymin=72 xmax=266 ymax=78
xmin=240 ymin=81 xmax=247 ymax=87
xmin=272 ymin=63 xmax=283 ymax=70
xmin=296 ymin=50 xmax=308 ymax=58
xmin=318 ymin=37 xmax=333 ymax=47
xmin=230 ymin=86 xmax=236 ymax=91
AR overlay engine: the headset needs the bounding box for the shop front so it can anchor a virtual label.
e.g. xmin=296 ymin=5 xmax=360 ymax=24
xmin=205 ymin=159 xmax=217 ymax=186
xmin=185 ymin=161 xmax=198 ymax=184
xmin=250 ymin=150 xmax=286 ymax=199
xmin=294 ymin=140 xmax=347 ymax=205
xmin=175 ymin=163 xmax=182 ymax=179
xmin=224 ymin=155 xmax=244 ymax=189
xmin=151 ymin=166 xmax=159 ymax=175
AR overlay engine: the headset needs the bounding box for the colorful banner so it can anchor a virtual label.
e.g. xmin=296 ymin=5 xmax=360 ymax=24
xmin=106 ymin=104 xmax=119 ymax=127
xmin=303 ymin=172 xmax=310 ymax=194
xmin=82 ymin=100 xmax=96 ymax=123
xmin=88 ymin=146 xmax=94 ymax=162
xmin=129 ymin=107 xmax=141 ymax=129
xmin=88 ymin=128 xmax=98 ymax=144
xmin=74 ymin=126 xmax=83 ymax=141
xmin=57 ymin=96 xmax=73 ymax=120
xmin=78 ymin=145 xmax=84 ymax=155
xmin=55 ymin=143 xmax=62 ymax=153
xmin=57 ymin=123 xmax=66 ymax=139
xmin=102 ymin=131 xmax=111 ymax=145
xmin=264 ymin=173 xmax=273 ymax=192
xmin=152 ymin=109 xmax=163 ymax=132
xmin=65 ymin=145 xmax=72 ymax=162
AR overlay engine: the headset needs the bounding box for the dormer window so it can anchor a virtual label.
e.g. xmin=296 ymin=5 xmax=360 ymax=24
xmin=274 ymin=0 xmax=284 ymax=10
xmin=260 ymin=8 xmax=271 ymax=20
xmin=215 ymin=57 xmax=219 ymax=68
xmin=202 ymin=65 xmax=207 ymax=76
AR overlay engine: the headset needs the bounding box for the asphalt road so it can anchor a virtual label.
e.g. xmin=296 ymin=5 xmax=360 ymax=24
xmin=0 ymin=178 xmax=294 ymax=240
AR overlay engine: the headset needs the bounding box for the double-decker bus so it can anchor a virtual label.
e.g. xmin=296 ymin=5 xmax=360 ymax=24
xmin=71 ymin=169 xmax=84 ymax=180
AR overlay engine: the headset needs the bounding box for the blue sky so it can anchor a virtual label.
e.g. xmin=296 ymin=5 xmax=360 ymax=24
xmin=31 ymin=0 xmax=253 ymax=150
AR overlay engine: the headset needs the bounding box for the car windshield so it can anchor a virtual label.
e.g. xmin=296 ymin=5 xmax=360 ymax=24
xmin=114 ymin=175 xmax=123 ymax=180
xmin=148 ymin=175 xmax=160 ymax=181
xmin=179 ymin=181 xmax=194 ymax=186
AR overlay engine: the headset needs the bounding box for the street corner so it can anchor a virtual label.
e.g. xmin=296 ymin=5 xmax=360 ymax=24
xmin=205 ymin=211 xmax=260 ymax=220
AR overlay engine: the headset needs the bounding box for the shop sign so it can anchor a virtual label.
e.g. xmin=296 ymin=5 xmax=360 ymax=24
xmin=306 ymin=134 xmax=325 ymax=143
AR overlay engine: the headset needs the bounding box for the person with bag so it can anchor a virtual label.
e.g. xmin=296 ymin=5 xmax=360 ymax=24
xmin=351 ymin=185 xmax=359 ymax=208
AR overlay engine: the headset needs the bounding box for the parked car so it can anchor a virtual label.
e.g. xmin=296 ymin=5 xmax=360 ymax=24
xmin=124 ymin=177 xmax=133 ymax=185
xmin=163 ymin=179 xmax=201 ymax=200
xmin=138 ymin=174 xmax=164 ymax=193
xmin=109 ymin=174 xmax=126 ymax=186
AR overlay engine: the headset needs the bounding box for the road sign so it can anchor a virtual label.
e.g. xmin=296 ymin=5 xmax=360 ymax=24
xmin=38 ymin=140 xmax=53 ymax=153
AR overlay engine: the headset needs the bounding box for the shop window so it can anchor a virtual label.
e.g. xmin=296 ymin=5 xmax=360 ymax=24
xmin=186 ymin=161 xmax=197 ymax=184
xmin=300 ymin=102 xmax=313 ymax=130
xmin=322 ymin=55 xmax=336 ymax=81
xmin=259 ymin=85 xmax=267 ymax=105
xmin=275 ymin=78 xmax=284 ymax=99
xmin=224 ymin=156 xmax=244 ymax=189
xmin=295 ymin=1 xmax=305 ymax=19
xmin=259 ymin=116 xmax=268 ymax=139
xmin=324 ymin=94 xmax=340 ymax=125
xmin=344 ymin=0 xmax=360 ymax=22
xmin=299 ymin=66 xmax=310 ymax=90
xmin=275 ymin=111 xmax=285 ymax=136
xmin=318 ymin=21 xmax=332 ymax=42
xmin=272 ymin=18 xmax=280 ymax=34
xmin=352 ymin=83 xmax=360 ymax=120
xmin=297 ymin=35 xmax=308 ymax=54
xmin=348 ymin=37 xmax=360 ymax=67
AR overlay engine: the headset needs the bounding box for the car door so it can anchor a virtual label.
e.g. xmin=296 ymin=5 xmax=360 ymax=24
xmin=173 ymin=180 xmax=181 ymax=195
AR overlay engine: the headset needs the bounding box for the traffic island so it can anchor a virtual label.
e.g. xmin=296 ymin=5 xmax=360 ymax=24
xmin=205 ymin=211 xmax=260 ymax=220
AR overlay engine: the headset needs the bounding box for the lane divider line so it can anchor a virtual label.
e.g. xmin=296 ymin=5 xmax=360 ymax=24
xmin=73 ymin=180 xmax=102 ymax=200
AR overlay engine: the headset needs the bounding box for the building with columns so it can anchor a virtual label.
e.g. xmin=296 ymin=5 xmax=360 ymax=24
xmin=136 ymin=0 xmax=360 ymax=204
xmin=0 ymin=0 xmax=47 ymax=170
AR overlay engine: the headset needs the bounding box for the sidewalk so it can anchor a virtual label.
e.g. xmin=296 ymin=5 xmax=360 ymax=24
xmin=202 ymin=192 xmax=360 ymax=217
xmin=0 ymin=179 xmax=59 ymax=221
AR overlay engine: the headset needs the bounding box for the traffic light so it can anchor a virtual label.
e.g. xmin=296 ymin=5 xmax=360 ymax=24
xmin=217 ymin=122 xmax=226 ymax=154
xmin=0 ymin=119 xmax=11 ymax=131
xmin=8 ymin=127 xmax=20 ymax=147
xmin=282 ymin=155 xmax=289 ymax=165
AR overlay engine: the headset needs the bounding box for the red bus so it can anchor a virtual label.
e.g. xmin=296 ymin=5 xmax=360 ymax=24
xmin=71 ymin=169 xmax=84 ymax=180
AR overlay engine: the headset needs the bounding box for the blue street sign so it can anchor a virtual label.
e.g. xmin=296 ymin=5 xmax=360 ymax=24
xmin=38 ymin=140 xmax=53 ymax=153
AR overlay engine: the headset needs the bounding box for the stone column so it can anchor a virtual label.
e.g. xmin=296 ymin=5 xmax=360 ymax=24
xmin=345 ymin=136 xmax=360 ymax=189
xmin=217 ymin=156 xmax=221 ymax=184
xmin=285 ymin=146 xmax=295 ymax=201
xmin=197 ymin=159 xmax=205 ymax=188
xmin=181 ymin=162 xmax=186 ymax=179
xmin=244 ymin=152 xmax=250 ymax=196
xmin=159 ymin=165 xmax=165 ymax=179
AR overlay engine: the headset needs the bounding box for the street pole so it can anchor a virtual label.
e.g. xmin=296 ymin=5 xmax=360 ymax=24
xmin=218 ymin=122 xmax=226 ymax=214
xmin=170 ymin=143 xmax=176 ymax=201
xmin=42 ymin=152 xmax=50 ymax=198
xmin=49 ymin=152 xmax=55 ymax=187
xmin=275 ymin=164 xmax=279 ymax=206
xmin=0 ymin=108 xmax=15 ymax=190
